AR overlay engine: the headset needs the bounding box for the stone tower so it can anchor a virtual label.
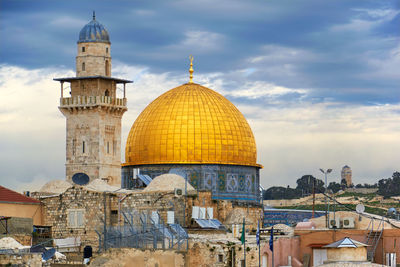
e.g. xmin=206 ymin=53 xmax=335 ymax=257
xmin=341 ymin=165 xmax=352 ymax=187
xmin=54 ymin=14 xmax=132 ymax=186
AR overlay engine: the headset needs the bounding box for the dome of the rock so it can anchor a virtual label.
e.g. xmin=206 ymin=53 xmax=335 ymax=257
xmin=124 ymin=83 xmax=260 ymax=167
xmin=122 ymin=74 xmax=262 ymax=203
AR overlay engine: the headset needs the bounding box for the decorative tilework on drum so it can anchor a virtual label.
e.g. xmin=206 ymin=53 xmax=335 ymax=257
xmin=238 ymin=175 xmax=245 ymax=192
xmin=190 ymin=172 xmax=200 ymax=190
xmin=218 ymin=172 xmax=226 ymax=192
xmin=122 ymin=163 xmax=260 ymax=203
xmin=227 ymin=174 xmax=238 ymax=192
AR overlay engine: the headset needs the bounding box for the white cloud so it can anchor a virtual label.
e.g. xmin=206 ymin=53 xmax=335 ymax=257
xmin=223 ymin=81 xmax=307 ymax=100
xmin=238 ymin=102 xmax=400 ymax=188
xmin=249 ymin=45 xmax=317 ymax=64
xmin=363 ymin=43 xmax=400 ymax=81
xmin=330 ymin=8 xmax=399 ymax=32
xmin=50 ymin=16 xmax=87 ymax=29
xmin=1 ymin=64 xmax=399 ymax=194
xmin=164 ymin=30 xmax=225 ymax=54
xmin=182 ymin=31 xmax=225 ymax=51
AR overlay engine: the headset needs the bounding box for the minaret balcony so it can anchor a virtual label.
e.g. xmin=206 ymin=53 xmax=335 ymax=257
xmin=60 ymin=95 xmax=127 ymax=109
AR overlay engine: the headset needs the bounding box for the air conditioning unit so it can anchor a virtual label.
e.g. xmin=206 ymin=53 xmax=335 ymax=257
xmin=342 ymin=217 xmax=355 ymax=228
xmin=174 ymin=188 xmax=183 ymax=196
xmin=329 ymin=217 xmax=341 ymax=229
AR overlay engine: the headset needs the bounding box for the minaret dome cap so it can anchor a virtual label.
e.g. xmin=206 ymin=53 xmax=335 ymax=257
xmin=78 ymin=13 xmax=110 ymax=44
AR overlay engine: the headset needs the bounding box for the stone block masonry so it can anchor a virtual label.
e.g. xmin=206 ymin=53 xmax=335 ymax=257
xmin=35 ymin=187 xmax=262 ymax=252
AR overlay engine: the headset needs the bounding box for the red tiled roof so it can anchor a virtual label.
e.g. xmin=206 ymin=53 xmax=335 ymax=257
xmin=0 ymin=186 xmax=40 ymax=204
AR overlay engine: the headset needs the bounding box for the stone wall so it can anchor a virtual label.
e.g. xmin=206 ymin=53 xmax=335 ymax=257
xmin=0 ymin=217 xmax=32 ymax=235
xmin=38 ymin=186 xmax=263 ymax=251
xmin=0 ymin=253 xmax=42 ymax=267
xmin=88 ymin=239 xmax=261 ymax=267
xmin=61 ymin=107 xmax=125 ymax=186
xmin=187 ymin=239 xmax=260 ymax=267
xmin=38 ymin=187 xmax=187 ymax=251
xmin=70 ymin=79 xmax=117 ymax=98
xmin=187 ymin=191 xmax=263 ymax=230
xmin=76 ymin=42 xmax=111 ymax=77
xmin=89 ymin=248 xmax=185 ymax=267
xmin=344 ymin=188 xmax=378 ymax=194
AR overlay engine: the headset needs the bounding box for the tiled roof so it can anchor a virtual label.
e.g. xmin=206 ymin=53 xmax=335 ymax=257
xmin=0 ymin=186 xmax=40 ymax=204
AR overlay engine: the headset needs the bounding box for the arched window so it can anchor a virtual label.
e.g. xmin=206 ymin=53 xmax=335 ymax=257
xmin=105 ymin=90 xmax=110 ymax=96
xmin=82 ymin=62 xmax=85 ymax=71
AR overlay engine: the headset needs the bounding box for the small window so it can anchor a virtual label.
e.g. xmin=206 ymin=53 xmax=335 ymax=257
xmin=111 ymin=210 xmax=118 ymax=225
xmin=82 ymin=62 xmax=85 ymax=71
xmin=68 ymin=209 xmax=85 ymax=228
xmin=218 ymin=254 xmax=223 ymax=263
xmin=82 ymin=141 xmax=85 ymax=153
xmin=105 ymin=60 xmax=109 ymax=76
xmin=72 ymin=139 xmax=76 ymax=155
xmin=106 ymin=47 xmax=109 ymax=53
xmin=82 ymin=47 xmax=85 ymax=52
xmin=107 ymin=141 xmax=110 ymax=154
xmin=113 ymin=141 xmax=116 ymax=156
xmin=105 ymin=89 xmax=109 ymax=96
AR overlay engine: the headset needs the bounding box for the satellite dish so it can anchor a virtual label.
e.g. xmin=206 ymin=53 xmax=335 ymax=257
xmin=72 ymin=172 xmax=90 ymax=185
xmin=388 ymin=207 xmax=397 ymax=216
xmin=356 ymin=204 xmax=365 ymax=214
xmin=42 ymin=248 xmax=56 ymax=261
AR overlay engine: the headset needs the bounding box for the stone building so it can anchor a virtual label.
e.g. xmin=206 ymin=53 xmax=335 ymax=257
xmin=54 ymin=13 xmax=132 ymax=186
xmin=122 ymin=60 xmax=263 ymax=203
xmin=341 ymin=165 xmax=352 ymax=187
xmin=33 ymin=176 xmax=262 ymax=252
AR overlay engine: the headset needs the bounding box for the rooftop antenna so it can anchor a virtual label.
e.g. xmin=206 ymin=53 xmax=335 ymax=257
xmin=93 ymin=10 xmax=96 ymax=20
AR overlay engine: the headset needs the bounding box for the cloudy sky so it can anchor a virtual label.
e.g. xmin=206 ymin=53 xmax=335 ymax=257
xmin=1 ymin=0 xmax=399 ymax=192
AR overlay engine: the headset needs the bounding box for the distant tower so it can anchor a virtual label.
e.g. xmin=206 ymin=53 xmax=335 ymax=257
xmin=54 ymin=13 xmax=132 ymax=185
xmin=341 ymin=165 xmax=352 ymax=187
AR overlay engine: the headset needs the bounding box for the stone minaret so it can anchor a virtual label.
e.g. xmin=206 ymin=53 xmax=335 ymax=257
xmin=341 ymin=165 xmax=352 ymax=187
xmin=54 ymin=14 xmax=132 ymax=186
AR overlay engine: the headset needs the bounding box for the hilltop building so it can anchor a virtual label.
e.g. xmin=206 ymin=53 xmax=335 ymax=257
xmin=341 ymin=165 xmax=352 ymax=187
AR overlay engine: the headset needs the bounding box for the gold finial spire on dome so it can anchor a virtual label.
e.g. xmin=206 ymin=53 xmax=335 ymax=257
xmin=189 ymin=55 xmax=194 ymax=83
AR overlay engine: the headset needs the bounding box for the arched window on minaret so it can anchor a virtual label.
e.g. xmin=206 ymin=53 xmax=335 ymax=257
xmin=82 ymin=62 xmax=85 ymax=71
xmin=105 ymin=60 xmax=109 ymax=76
xmin=105 ymin=89 xmax=110 ymax=96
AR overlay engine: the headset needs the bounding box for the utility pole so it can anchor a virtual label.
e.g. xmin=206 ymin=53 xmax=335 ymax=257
xmin=312 ymin=180 xmax=316 ymax=218
xmin=319 ymin=168 xmax=332 ymax=228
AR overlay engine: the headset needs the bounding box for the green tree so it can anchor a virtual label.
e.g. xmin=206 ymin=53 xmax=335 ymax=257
xmin=296 ymin=175 xmax=325 ymax=195
xmin=263 ymin=186 xmax=301 ymax=200
xmin=328 ymin=182 xmax=341 ymax=193
xmin=377 ymin=171 xmax=400 ymax=198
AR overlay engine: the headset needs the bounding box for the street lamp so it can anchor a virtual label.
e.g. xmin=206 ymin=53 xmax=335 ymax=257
xmin=320 ymin=168 xmax=332 ymax=228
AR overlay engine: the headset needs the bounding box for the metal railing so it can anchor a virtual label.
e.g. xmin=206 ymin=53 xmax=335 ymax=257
xmin=95 ymin=208 xmax=188 ymax=253
xmin=60 ymin=96 xmax=126 ymax=107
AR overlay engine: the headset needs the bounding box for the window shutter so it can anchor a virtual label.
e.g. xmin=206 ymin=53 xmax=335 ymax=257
xmin=77 ymin=211 xmax=84 ymax=227
xmin=69 ymin=211 xmax=75 ymax=227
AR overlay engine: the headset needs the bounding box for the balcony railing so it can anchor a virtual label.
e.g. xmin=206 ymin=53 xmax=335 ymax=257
xmin=60 ymin=96 xmax=126 ymax=108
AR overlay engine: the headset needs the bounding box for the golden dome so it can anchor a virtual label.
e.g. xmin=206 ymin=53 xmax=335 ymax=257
xmin=124 ymin=83 xmax=261 ymax=167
